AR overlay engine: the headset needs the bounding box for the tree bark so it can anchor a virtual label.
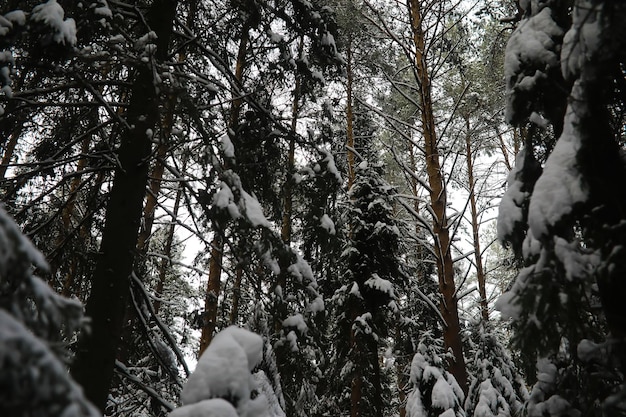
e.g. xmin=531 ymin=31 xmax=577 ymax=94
xmin=199 ymin=24 xmax=250 ymax=355
xmin=70 ymin=1 xmax=178 ymax=410
xmin=153 ymin=182 xmax=182 ymax=315
xmin=407 ymin=0 xmax=468 ymax=394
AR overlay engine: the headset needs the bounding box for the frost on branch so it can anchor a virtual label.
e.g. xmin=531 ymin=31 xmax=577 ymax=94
xmin=172 ymin=326 xmax=272 ymax=417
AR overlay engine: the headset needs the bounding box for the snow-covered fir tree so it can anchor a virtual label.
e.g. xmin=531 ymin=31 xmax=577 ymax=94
xmin=464 ymin=322 xmax=528 ymax=417
xmin=323 ymin=153 xmax=405 ymax=417
xmin=406 ymin=331 xmax=465 ymax=417
xmin=0 ymin=206 xmax=98 ymax=417
xmin=496 ymin=0 xmax=626 ymax=414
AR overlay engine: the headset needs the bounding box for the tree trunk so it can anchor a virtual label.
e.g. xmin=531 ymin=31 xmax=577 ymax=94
xmin=0 ymin=125 xmax=22 ymax=180
xmin=464 ymin=118 xmax=488 ymax=322
xmin=346 ymin=33 xmax=356 ymax=190
xmin=199 ymin=234 xmax=223 ymax=355
xmin=70 ymin=1 xmax=178 ymax=410
xmin=407 ymin=0 xmax=468 ymax=394
xmin=229 ymin=268 xmax=243 ymax=324
xmin=153 ymin=182 xmax=182 ymax=314
xmin=281 ymin=38 xmax=303 ymax=246
xmin=199 ymin=24 xmax=250 ymax=355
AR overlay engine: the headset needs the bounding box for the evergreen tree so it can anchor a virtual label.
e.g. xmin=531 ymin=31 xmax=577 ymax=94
xmin=464 ymin=322 xmax=528 ymax=417
xmin=496 ymin=0 xmax=626 ymax=414
xmin=325 ymin=153 xmax=405 ymax=417
xmin=0 ymin=206 xmax=98 ymax=417
xmin=405 ymin=331 xmax=465 ymax=417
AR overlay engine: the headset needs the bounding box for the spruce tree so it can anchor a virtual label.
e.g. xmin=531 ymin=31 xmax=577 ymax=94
xmin=496 ymin=1 xmax=626 ymax=414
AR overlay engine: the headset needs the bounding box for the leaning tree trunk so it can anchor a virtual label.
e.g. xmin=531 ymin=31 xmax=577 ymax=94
xmin=70 ymin=1 xmax=178 ymax=410
xmin=407 ymin=0 xmax=468 ymax=394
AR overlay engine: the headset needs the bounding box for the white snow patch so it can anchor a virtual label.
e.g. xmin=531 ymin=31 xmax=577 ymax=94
xmin=31 ymin=0 xmax=77 ymax=46
xmin=561 ymin=2 xmax=603 ymax=79
xmin=180 ymin=326 xmax=264 ymax=412
xmin=220 ymin=134 xmax=235 ymax=159
xmin=213 ymin=182 xmax=241 ymax=220
xmin=320 ymin=214 xmax=335 ymax=235
xmin=431 ymin=378 xmax=457 ymax=409
xmin=497 ymin=148 xmax=528 ymax=242
xmin=5 ymin=10 xmax=27 ymax=26
xmin=307 ymin=295 xmax=324 ymax=313
xmin=528 ymin=82 xmax=588 ymax=239
xmin=282 ymin=313 xmax=308 ymax=334
xmin=364 ymin=274 xmax=394 ymax=296
xmin=242 ymin=190 xmax=270 ymax=227
xmin=504 ymin=7 xmax=563 ymax=122
xmin=170 ymin=398 xmax=239 ymax=417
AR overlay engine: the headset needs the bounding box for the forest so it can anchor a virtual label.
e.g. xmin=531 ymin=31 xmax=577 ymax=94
xmin=1 ymin=0 xmax=625 ymax=416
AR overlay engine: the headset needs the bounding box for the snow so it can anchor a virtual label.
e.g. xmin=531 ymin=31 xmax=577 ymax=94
xmin=267 ymin=30 xmax=284 ymax=43
xmin=0 ymin=16 xmax=12 ymax=36
xmin=320 ymin=149 xmax=342 ymax=183
xmin=31 ymin=0 xmax=77 ymax=46
xmin=5 ymin=10 xmax=27 ymax=26
xmin=261 ymin=251 xmax=280 ymax=275
xmin=577 ymin=339 xmax=602 ymax=363
xmin=134 ymin=31 xmax=158 ymax=50
xmin=0 ymin=206 xmax=48 ymax=273
xmin=285 ymin=330 xmax=299 ymax=352
xmin=320 ymin=214 xmax=335 ymax=235
xmin=504 ymin=7 xmax=563 ymax=122
xmin=364 ymin=273 xmax=394 ymax=296
xmin=282 ymin=313 xmax=308 ymax=333
xmin=0 ymin=309 xmax=99 ymax=417
xmin=220 ymin=134 xmax=235 ymax=159
xmin=529 ymin=111 xmax=548 ymax=128
xmin=170 ymin=400 xmax=238 ymax=417
xmin=432 ymin=378 xmax=457 ymax=410
xmin=213 ymin=182 xmax=241 ymax=220
xmin=497 ymin=149 xmax=528 ymax=242
xmin=242 ymin=190 xmax=270 ymax=227
xmin=94 ymin=0 xmax=112 ymax=18
xmin=307 ymin=295 xmax=324 ymax=313
xmin=286 ymin=254 xmax=314 ymax=284
xmin=528 ymin=82 xmax=588 ymax=239
xmin=179 ymin=326 xmax=268 ymax=417
xmin=561 ymin=2 xmax=603 ymax=80
xmin=349 ymin=282 xmax=361 ymax=297
xmin=252 ymin=371 xmax=286 ymax=417
xmin=353 ymin=312 xmax=374 ymax=337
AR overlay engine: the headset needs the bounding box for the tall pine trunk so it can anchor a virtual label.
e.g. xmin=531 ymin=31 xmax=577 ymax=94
xmin=407 ymin=0 xmax=468 ymax=394
xmin=464 ymin=117 xmax=488 ymax=322
xmin=70 ymin=1 xmax=178 ymax=410
xmin=199 ymin=23 xmax=250 ymax=355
